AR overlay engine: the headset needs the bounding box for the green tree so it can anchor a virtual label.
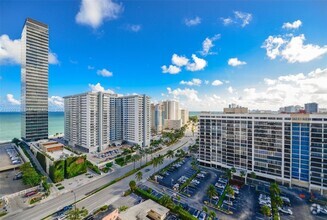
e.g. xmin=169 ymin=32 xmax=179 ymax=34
xmin=269 ymin=182 xmax=283 ymax=218
xmin=129 ymin=180 xmax=137 ymax=192
xmin=66 ymin=207 xmax=88 ymax=220
xmin=131 ymin=154 xmax=141 ymax=170
xmin=20 ymin=163 xmax=41 ymax=187
xmin=225 ymin=185 xmax=234 ymax=212
xmin=202 ymin=206 xmax=208 ymax=213
xmin=159 ymin=195 xmax=173 ymax=207
xmin=166 ymin=150 xmax=174 ymax=162
xmin=209 ymin=210 xmax=216 ymax=220
xmin=261 ymin=205 xmax=271 ymax=219
xmin=135 ymin=171 xmax=143 ymax=182
xmin=226 ymin=169 xmax=232 ymax=182
xmin=207 ymin=184 xmax=217 ymax=205
xmin=249 ymin=172 xmax=256 ymax=179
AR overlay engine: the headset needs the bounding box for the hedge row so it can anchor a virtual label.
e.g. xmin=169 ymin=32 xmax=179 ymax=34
xmin=86 ymin=160 xmax=101 ymax=175
xmin=65 ymin=156 xmax=87 ymax=178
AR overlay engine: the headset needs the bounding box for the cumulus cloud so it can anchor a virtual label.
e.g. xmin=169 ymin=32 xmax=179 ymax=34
xmin=48 ymin=96 xmax=64 ymax=107
xmin=180 ymin=78 xmax=202 ymax=86
xmin=228 ymin=57 xmax=247 ymax=66
xmin=282 ymin=20 xmax=302 ymax=30
xmin=221 ymin=11 xmax=252 ymax=27
xmin=200 ymin=34 xmax=221 ymax=56
xmin=167 ymin=87 xmax=201 ymax=102
xmin=262 ymin=34 xmax=327 ymax=63
xmin=161 ymin=65 xmax=181 ymax=74
xmin=0 ymin=34 xmax=59 ymax=65
xmin=186 ymin=54 xmax=207 ymax=71
xmin=125 ymin=24 xmax=141 ymax=32
xmin=6 ymin=94 xmax=20 ymax=105
xmin=89 ymin=83 xmax=115 ymax=93
xmin=171 ymin=54 xmax=189 ymax=67
xmin=0 ymin=34 xmax=21 ymax=64
xmin=97 ymin=68 xmax=113 ymax=77
xmin=162 ymin=54 xmax=207 ymax=73
xmin=212 ymin=80 xmax=223 ymax=86
xmin=76 ymin=0 xmax=123 ymax=28
xmin=184 ymin=16 xmax=201 ymax=26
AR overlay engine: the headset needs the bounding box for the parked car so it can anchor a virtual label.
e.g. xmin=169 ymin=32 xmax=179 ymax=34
xmin=278 ymin=207 xmax=293 ymax=215
xmin=223 ymin=200 xmax=233 ymax=206
xmin=25 ymin=190 xmax=38 ymax=197
xmin=198 ymin=212 xmax=206 ymax=220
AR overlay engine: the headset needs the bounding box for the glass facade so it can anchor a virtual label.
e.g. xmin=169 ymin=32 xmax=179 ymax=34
xmin=198 ymin=113 xmax=327 ymax=192
xmin=21 ymin=18 xmax=49 ymax=141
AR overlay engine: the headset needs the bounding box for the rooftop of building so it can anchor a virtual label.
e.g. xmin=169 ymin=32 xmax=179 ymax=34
xmin=25 ymin=18 xmax=48 ymax=28
xmin=119 ymin=199 xmax=169 ymax=220
xmin=93 ymin=205 xmax=118 ymax=220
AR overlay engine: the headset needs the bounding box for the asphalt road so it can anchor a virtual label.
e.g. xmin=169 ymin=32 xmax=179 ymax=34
xmin=4 ymin=135 xmax=194 ymax=220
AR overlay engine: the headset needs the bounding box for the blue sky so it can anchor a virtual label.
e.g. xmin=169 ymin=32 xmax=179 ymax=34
xmin=1 ymin=0 xmax=327 ymax=111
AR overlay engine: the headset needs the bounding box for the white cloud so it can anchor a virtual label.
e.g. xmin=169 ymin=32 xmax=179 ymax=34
xmin=48 ymin=96 xmax=64 ymax=107
xmin=262 ymin=34 xmax=327 ymax=63
xmin=125 ymin=24 xmax=141 ymax=32
xmin=6 ymin=94 xmax=20 ymax=105
xmin=0 ymin=34 xmax=59 ymax=65
xmin=264 ymin=78 xmax=277 ymax=86
xmin=161 ymin=65 xmax=181 ymax=74
xmin=227 ymin=86 xmax=234 ymax=94
xmin=212 ymin=80 xmax=223 ymax=86
xmin=282 ymin=20 xmax=302 ymax=30
xmin=222 ymin=11 xmax=252 ymax=27
xmin=88 ymin=83 xmax=115 ymax=93
xmin=97 ymin=68 xmax=113 ymax=77
xmin=186 ymin=54 xmax=207 ymax=71
xmin=201 ymin=34 xmax=221 ymax=56
xmin=222 ymin=18 xmax=233 ymax=26
xmin=75 ymin=0 xmax=123 ymax=28
xmin=180 ymin=78 xmax=202 ymax=86
xmin=184 ymin=16 xmax=201 ymax=26
xmin=167 ymin=87 xmax=201 ymax=102
xmin=0 ymin=34 xmax=20 ymax=64
xmin=228 ymin=57 xmax=247 ymax=66
xmin=48 ymin=52 xmax=59 ymax=64
xmin=234 ymin=11 xmax=252 ymax=27
xmin=171 ymin=54 xmax=189 ymax=67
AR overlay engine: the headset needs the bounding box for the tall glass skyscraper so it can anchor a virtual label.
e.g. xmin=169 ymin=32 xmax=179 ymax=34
xmin=21 ymin=18 xmax=49 ymax=141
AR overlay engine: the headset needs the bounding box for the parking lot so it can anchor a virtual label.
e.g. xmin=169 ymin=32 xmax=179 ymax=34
xmin=0 ymin=170 xmax=29 ymax=197
xmin=0 ymin=144 xmax=23 ymax=169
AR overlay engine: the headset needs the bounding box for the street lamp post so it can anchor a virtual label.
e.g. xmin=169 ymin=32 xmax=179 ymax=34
xmin=71 ymin=190 xmax=76 ymax=219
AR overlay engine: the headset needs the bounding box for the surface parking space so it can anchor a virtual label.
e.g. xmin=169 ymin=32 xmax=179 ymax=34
xmin=0 ymin=144 xmax=23 ymax=168
xmin=0 ymin=170 xmax=29 ymax=197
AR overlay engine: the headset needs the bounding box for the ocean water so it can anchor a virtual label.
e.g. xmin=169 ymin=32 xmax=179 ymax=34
xmin=0 ymin=112 xmax=64 ymax=143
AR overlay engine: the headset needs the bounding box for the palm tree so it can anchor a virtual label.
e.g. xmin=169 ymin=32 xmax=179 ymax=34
xmin=159 ymin=195 xmax=173 ymax=207
xmin=139 ymin=150 xmax=144 ymax=167
xmin=129 ymin=180 xmax=137 ymax=192
xmin=225 ymin=185 xmax=234 ymax=212
xmin=166 ymin=150 xmax=174 ymax=162
xmin=157 ymin=155 xmax=164 ymax=166
xmin=240 ymin=170 xmax=246 ymax=183
xmin=207 ymin=184 xmax=217 ymax=205
xmin=226 ymin=169 xmax=232 ymax=182
xmin=261 ymin=205 xmax=271 ymax=219
xmin=145 ymin=148 xmax=150 ymax=164
xmin=131 ymin=154 xmax=140 ymax=170
xmin=135 ymin=171 xmax=143 ymax=182
xmin=152 ymin=157 xmax=159 ymax=173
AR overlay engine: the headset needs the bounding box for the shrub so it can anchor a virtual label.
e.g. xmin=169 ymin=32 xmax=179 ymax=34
xmin=86 ymin=160 xmax=101 ymax=174
xmin=115 ymin=157 xmax=125 ymax=166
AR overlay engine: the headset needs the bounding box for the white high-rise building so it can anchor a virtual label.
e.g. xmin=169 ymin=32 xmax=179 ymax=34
xmin=64 ymin=92 xmax=151 ymax=152
xmin=180 ymin=109 xmax=189 ymax=125
xmin=21 ymin=18 xmax=49 ymax=141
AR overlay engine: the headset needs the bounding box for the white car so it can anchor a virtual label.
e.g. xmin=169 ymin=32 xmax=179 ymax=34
xmin=215 ymin=183 xmax=225 ymax=189
xmin=212 ymin=195 xmax=219 ymax=200
xmin=223 ymin=200 xmax=233 ymax=206
xmin=278 ymin=207 xmax=293 ymax=215
xmin=281 ymin=196 xmax=290 ymax=204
